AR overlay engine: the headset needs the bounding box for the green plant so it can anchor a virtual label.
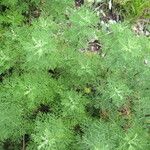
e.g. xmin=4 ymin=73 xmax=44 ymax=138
xmin=0 ymin=1 xmax=150 ymax=150
xmin=0 ymin=0 xmax=43 ymax=34
xmin=114 ymin=0 xmax=150 ymax=21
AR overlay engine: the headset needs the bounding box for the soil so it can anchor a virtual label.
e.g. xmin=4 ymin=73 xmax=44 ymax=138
xmin=88 ymin=40 xmax=102 ymax=53
xmin=75 ymin=0 xmax=84 ymax=7
xmin=132 ymin=19 xmax=150 ymax=37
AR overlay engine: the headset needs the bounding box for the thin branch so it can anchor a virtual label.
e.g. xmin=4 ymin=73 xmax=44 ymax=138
xmin=22 ymin=135 xmax=25 ymax=150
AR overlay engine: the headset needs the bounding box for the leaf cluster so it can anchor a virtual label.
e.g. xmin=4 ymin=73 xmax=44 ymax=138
xmin=0 ymin=1 xmax=150 ymax=150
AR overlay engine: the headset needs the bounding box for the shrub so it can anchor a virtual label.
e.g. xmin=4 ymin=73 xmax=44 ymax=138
xmin=0 ymin=1 xmax=149 ymax=150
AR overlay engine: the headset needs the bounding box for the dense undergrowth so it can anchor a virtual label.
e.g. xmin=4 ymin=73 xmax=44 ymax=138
xmin=0 ymin=0 xmax=150 ymax=150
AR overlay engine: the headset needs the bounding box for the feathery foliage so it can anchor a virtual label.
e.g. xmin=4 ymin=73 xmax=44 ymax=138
xmin=0 ymin=0 xmax=150 ymax=150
